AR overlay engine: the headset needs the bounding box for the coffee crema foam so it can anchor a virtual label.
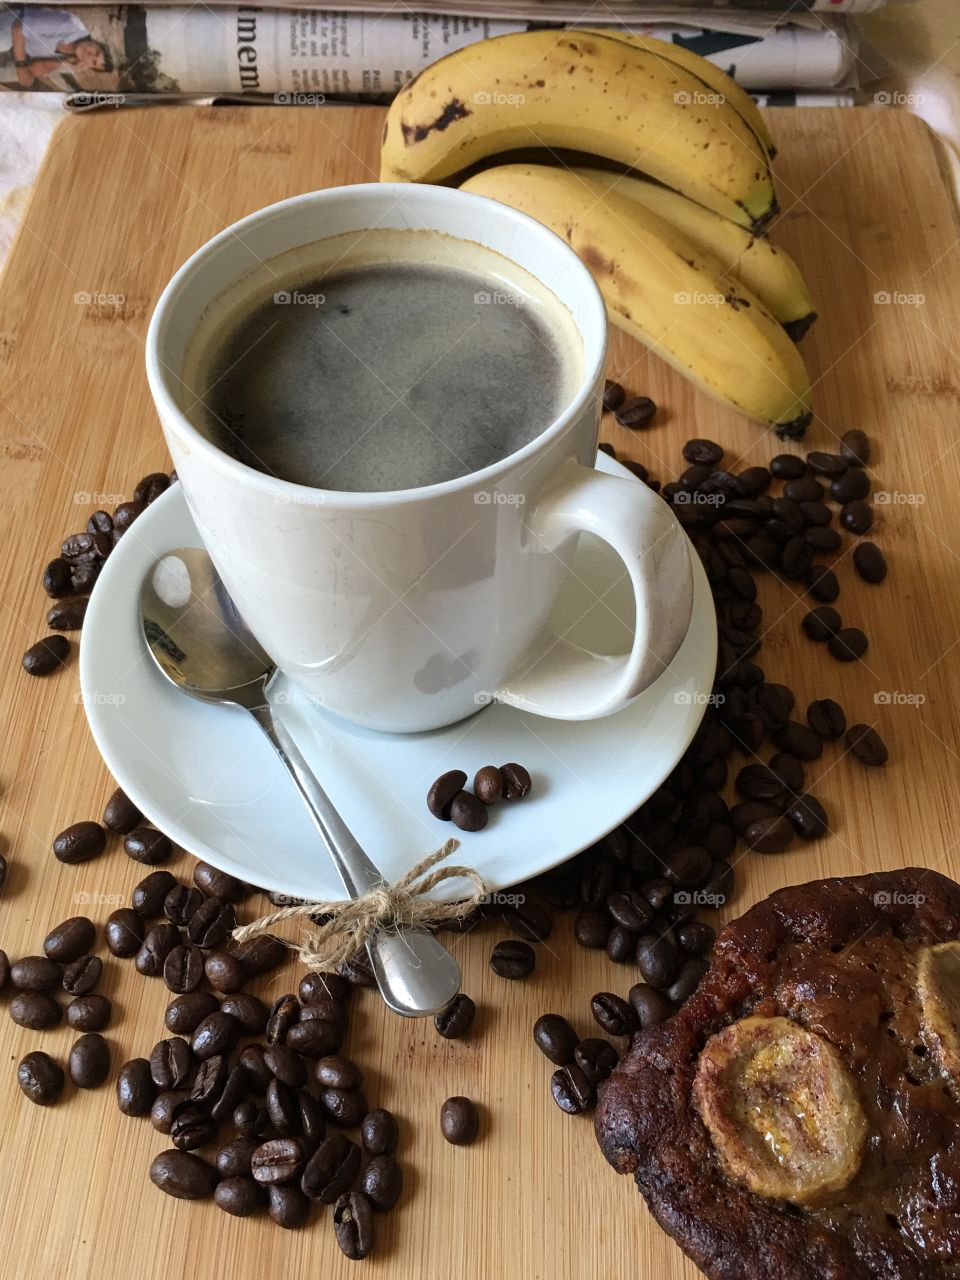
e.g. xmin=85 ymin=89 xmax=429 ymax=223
xmin=180 ymin=228 xmax=583 ymax=493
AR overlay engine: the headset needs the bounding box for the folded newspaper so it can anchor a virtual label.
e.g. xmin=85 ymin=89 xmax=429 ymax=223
xmin=0 ymin=6 xmax=861 ymax=95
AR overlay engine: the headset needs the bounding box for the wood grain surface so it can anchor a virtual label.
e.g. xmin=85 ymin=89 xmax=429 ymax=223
xmin=0 ymin=104 xmax=958 ymax=1280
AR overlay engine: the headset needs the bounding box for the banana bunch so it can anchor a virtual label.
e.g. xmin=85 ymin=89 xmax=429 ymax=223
xmin=380 ymin=28 xmax=818 ymax=433
xmin=380 ymin=29 xmax=776 ymax=231
xmin=462 ymin=164 xmax=813 ymax=436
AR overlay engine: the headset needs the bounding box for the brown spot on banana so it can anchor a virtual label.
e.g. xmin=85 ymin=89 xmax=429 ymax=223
xmin=401 ymin=98 xmax=471 ymax=145
xmin=579 ymin=244 xmax=616 ymax=277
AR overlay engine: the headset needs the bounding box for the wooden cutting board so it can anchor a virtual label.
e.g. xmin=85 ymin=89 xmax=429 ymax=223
xmin=0 ymin=104 xmax=958 ymax=1280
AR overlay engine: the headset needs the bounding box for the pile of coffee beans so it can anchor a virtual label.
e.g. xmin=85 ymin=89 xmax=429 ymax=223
xmin=427 ymin=762 xmax=532 ymax=833
xmin=603 ymin=380 xmax=657 ymax=430
xmin=51 ymin=786 xmax=178 ymax=870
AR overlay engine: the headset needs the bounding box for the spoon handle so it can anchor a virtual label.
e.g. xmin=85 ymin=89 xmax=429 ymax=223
xmin=246 ymin=700 xmax=462 ymax=1018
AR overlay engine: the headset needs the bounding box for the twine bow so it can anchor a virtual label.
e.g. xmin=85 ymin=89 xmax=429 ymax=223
xmin=231 ymin=839 xmax=486 ymax=972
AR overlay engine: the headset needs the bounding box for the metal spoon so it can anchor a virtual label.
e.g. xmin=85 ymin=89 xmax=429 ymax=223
xmin=139 ymin=547 xmax=462 ymax=1018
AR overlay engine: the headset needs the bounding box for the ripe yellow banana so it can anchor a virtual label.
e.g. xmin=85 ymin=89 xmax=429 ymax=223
xmin=381 ymin=30 xmax=777 ymax=231
xmin=575 ymin=28 xmax=776 ymax=157
xmin=570 ymin=166 xmax=817 ymax=339
xmin=461 ymin=164 xmax=812 ymax=436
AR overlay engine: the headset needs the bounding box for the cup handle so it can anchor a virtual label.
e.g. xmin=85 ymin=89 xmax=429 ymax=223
xmin=497 ymin=460 xmax=695 ymax=720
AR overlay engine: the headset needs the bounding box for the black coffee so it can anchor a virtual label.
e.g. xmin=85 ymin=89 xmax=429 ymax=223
xmin=187 ymin=231 xmax=581 ymax=492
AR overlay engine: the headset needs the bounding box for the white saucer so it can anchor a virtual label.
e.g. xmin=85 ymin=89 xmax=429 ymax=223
xmin=79 ymin=454 xmax=716 ymax=899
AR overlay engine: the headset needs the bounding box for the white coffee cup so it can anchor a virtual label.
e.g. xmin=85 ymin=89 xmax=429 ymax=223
xmin=146 ymin=183 xmax=693 ymax=733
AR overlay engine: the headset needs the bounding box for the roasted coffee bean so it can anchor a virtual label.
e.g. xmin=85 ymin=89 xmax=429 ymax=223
xmin=636 ymin=934 xmax=680 ymax=990
xmin=551 ymin=1063 xmax=595 ymax=1115
xmin=663 ymin=845 xmax=712 ymax=888
xmin=786 ymin=793 xmax=829 ymax=840
xmin=770 ymin=453 xmax=806 ymax=480
xmin=853 ymin=541 xmax=887 ymax=584
xmin=87 ymin=509 xmax=114 ymax=536
xmin=52 ymin=819 xmax=105 ymax=864
xmin=337 ymin=951 xmax=377 ymax=988
xmin=266 ymin=994 xmax=300 ymax=1046
xmin=434 ymin=993 xmax=476 ymax=1039
xmin=193 ymin=861 xmax=245 ymax=903
xmin=10 ymin=955 xmax=62 ymax=992
xmin=189 ymin=1054 xmax=229 ymax=1108
xmin=149 ymin=1150 xmax=219 ymax=1200
xmin=473 ymin=765 xmax=503 ymax=805
xmin=192 ymin=1011 xmax=241 ymax=1060
xmin=704 ymin=859 xmax=735 ymax=904
xmin=768 ymin=752 xmax=805 ymax=794
xmin=847 ymin=723 xmax=889 ymax=766
xmin=667 ymin=956 xmax=709 ymax=1004
xmin=322 ymin=1086 xmax=368 ymax=1128
xmin=802 ymin=606 xmax=841 ymax=642
xmin=150 ymin=1037 xmax=194 ymax=1090
xmin=841 ymin=500 xmax=873 ymax=534
xmin=263 ymin=1045 xmax=307 ymax=1090
xmin=603 ymin=379 xmax=626 ymax=412
xmin=580 ymin=859 xmax=616 ymax=907
xmin=440 ymin=1096 xmax=479 ymax=1146
xmin=503 ymin=900 xmax=552 ymax=943
xmin=780 ymin=536 xmax=812 ymax=579
xmin=124 ymin=827 xmax=172 ymax=866
xmin=62 ymin=529 xmax=110 ymax=562
xmin=334 ymin=1191 xmax=375 ymax=1260
xmin=573 ymin=907 xmax=610 ymax=950
xmin=805 ymin=526 xmax=843 ymax=554
xmin=267 ymin=1077 xmax=301 ymax=1135
xmin=744 ymin=815 xmax=794 ymax=853
xmin=211 ymin=1065 xmax=250 ymax=1124
xmin=112 ymin=499 xmax=146 ymax=534
xmin=831 ymin=468 xmax=870 ymax=504
xmin=104 ymin=908 xmax=145 ymax=957
xmin=170 ymin=1106 xmax=218 ymax=1151
xmin=234 ymin=1100 xmax=271 ymax=1139
xmin=735 ymin=764 xmax=786 ymax=803
xmin=590 ymin=992 xmax=636 ymax=1036
xmin=754 ymin=682 xmax=795 ymax=730
xmin=101 ymin=786 xmax=142 ymax=835
xmin=43 ymin=558 xmax=73 ymax=598
xmin=702 ymin=822 xmax=736 ymax=859
xmin=164 ymin=991 xmax=218 ymax=1036
xmin=216 ymin=1137 xmax=260 ymax=1179
xmin=427 ymin=770 xmax=468 ymax=820
xmin=43 ymin=915 xmax=95 ymax=965
xmin=807 ymin=698 xmax=846 ymax=739
xmin=66 ymin=993 xmax=111 ymax=1031
xmin=606 ymin=926 xmax=636 ymax=964
xmin=117 ymin=1057 xmax=156 ymax=1115
xmin=839 ymin=428 xmax=870 ymax=466
xmin=829 ymin=626 xmax=869 ymax=662
xmin=287 ymin=1019 xmax=343 ymax=1059
xmin=361 ymin=1156 xmax=403 ymax=1213
xmin=736 ymin=466 xmax=771 ymax=498
xmin=69 ymin=1033 xmax=110 ymax=1089
xmin=134 ymin=472 xmax=171 ymax=505
xmin=783 ymin=477 xmax=824 ymax=504
xmin=798 ymin=500 xmax=832 ymax=528
xmin=730 ymin=800 xmax=780 ymax=835
xmin=131 ymin=869 xmax=177 ymax=917
xmin=215 ymin=1177 xmax=263 ymax=1218
xmin=10 ymin=990 xmax=61 ymax=1030
xmin=164 ymin=884 xmax=203 ymax=926
xmin=361 ymin=1109 xmax=399 ymax=1158
xmin=151 ymin=1089 xmax=190 ymax=1134
xmin=70 ymin=561 xmax=102 ymax=593
xmin=301 ymin=1133 xmax=361 ymax=1203
xmin=313 ymin=1059 xmax=362 ymax=1097
xmin=533 ymin=1013 xmax=579 ymax=1066
xmin=606 ymin=889 xmax=653 ymax=933
xmin=62 ymin=954 xmax=102 ymax=996
xmin=297 ymin=1092 xmax=325 ymax=1147
xmin=639 ymin=878 xmax=674 ymax=912
xmin=806 ymin=564 xmax=840 ymax=603
xmin=806 ymin=451 xmax=846 ymax=477
xmin=450 ymin=791 xmax=488 ymax=832
xmin=203 ymin=950 xmax=246 ymax=994
xmin=683 ymin=438 xmax=723 ymax=466
xmin=299 ymin=971 xmax=350 ymax=1005
xmin=47 ymin=598 xmax=88 ymax=631
xmin=300 ymin=994 xmax=348 ymax=1028
xmin=228 ymin=932 xmax=285 ymax=978
xmin=18 ymin=1051 xmax=64 ymax=1106
xmin=267 ymin=1183 xmax=311 ymax=1229
xmin=163 ymin=943 xmax=205 ymax=994
xmin=252 ymin=1138 xmax=310 ymax=1185
xmin=573 ymin=1038 xmax=618 ymax=1085
xmin=501 ymin=762 xmax=532 ymax=800
xmin=222 ymin=994 xmax=269 ymax=1037
xmin=776 ymin=721 xmax=823 ymax=761
xmin=490 ymin=939 xmax=535 ymax=979
xmin=187 ymin=896 xmax=235 ymax=949
xmin=136 ymin=923 xmax=181 ymax=976
xmin=616 ymin=395 xmax=656 ymax=429
xmin=677 ymin=921 xmax=716 ymax=956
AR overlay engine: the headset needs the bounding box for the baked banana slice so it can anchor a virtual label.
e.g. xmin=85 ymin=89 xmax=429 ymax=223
xmin=918 ymin=941 xmax=960 ymax=1091
xmin=693 ymin=1015 xmax=868 ymax=1205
